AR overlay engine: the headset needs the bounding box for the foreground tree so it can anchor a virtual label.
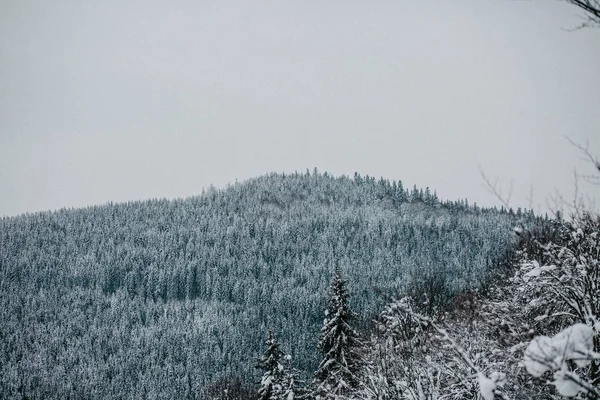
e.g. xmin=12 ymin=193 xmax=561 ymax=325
xmin=280 ymin=354 xmax=304 ymax=400
xmin=257 ymin=330 xmax=286 ymax=400
xmin=314 ymin=268 xmax=362 ymax=399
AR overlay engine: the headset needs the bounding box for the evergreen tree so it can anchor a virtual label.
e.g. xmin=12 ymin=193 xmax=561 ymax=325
xmin=257 ymin=330 xmax=285 ymax=400
xmin=314 ymin=267 xmax=362 ymax=398
xmin=281 ymin=354 xmax=303 ymax=400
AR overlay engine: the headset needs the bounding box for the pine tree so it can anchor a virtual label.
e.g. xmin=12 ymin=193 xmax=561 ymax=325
xmin=257 ymin=330 xmax=285 ymax=400
xmin=280 ymin=354 xmax=303 ymax=400
xmin=314 ymin=267 xmax=362 ymax=398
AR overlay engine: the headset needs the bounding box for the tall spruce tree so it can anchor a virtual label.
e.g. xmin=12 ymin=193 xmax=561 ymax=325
xmin=280 ymin=354 xmax=302 ymax=400
xmin=257 ymin=330 xmax=285 ymax=400
xmin=314 ymin=267 xmax=362 ymax=398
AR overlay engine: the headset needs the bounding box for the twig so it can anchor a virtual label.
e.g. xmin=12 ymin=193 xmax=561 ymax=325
xmin=566 ymin=137 xmax=600 ymax=176
xmin=479 ymin=166 xmax=513 ymax=209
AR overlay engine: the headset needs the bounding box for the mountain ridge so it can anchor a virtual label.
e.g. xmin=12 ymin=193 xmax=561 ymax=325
xmin=0 ymin=171 xmax=530 ymax=398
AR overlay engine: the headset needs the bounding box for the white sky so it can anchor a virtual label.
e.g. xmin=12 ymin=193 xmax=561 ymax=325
xmin=1 ymin=1 xmax=599 ymax=217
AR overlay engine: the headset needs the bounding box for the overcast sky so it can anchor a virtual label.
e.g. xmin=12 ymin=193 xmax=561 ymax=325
xmin=1 ymin=1 xmax=599 ymax=217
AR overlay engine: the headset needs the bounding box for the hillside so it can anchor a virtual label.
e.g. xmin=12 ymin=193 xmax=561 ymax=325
xmin=0 ymin=171 xmax=526 ymax=399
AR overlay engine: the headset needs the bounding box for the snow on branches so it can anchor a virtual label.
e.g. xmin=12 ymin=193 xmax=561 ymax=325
xmin=257 ymin=330 xmax=299 ymax=400
xmin=524 ymin=323 xmax=599 ymax=396
xmin=314 ymin=267 xmax=363 ymax=399
xmin=358 ymin=213 xmax=599 ymax=399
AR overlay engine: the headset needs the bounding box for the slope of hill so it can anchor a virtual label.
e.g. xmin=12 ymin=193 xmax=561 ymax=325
xmin=0 ymin=171 xmax=526 ymax=398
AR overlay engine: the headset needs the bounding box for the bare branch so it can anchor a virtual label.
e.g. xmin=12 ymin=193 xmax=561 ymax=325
xmin=566 ymin=137 xmax=600 ymax=177
xmin=525 ymin=183 xmax=535 ymax=212
xmin=546 ymin=191 xmax=565 ymax=218
xmin=545 ymin=136 xmax=599 ymax=217
xmin=572 ymin=169 xmax=583 ymax=217
xmin=565 ymin=0 xmax=600 ymax=26
xmin=479 ymin=166 xmax=513 ymax=209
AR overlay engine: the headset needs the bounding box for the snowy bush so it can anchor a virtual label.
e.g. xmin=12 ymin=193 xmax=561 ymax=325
xmin=517 ymin=214 xmax=600 ymax=397
xmin=357 ymin=213 xmax=600 ymax=399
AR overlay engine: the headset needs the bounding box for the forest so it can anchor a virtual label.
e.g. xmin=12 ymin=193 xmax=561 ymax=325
xmin=0 ymin=171 xmax=532 ymax=399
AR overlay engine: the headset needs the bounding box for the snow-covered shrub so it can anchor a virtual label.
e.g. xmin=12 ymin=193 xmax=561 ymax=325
xmin=524 ymin=323 xmax=599 ymax=397
xmin=516 ymin=213 xmax=600 ymax=397
xmin=357 ymin=213 xmax=600 ymax=399
xmin=377 ymin=297 xmax=430 ymax=356
xmin=358 ymin=294 xmax=511 ymax=399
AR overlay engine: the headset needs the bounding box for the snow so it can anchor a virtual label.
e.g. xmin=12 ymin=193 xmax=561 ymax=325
xmin=524 ymin=336 xmax=556 ymax=377
xmin=478 ymin=373 xmax=496 ymax=400
xmin=553 ymin=369 xmax=581 ymax=397
xmin=478 ymin=371 xmax=505 ymax=400
xmin=522 ymin=260 xmax=556 ymax=282
xmin=261 ymin=375 xmax=272 ymax=386
xmin=524 ymin=323 xmax=598 ymax=396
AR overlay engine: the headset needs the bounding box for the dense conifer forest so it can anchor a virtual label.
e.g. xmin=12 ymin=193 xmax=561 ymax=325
xmin=0 ymin=171 xmax=531 ymax=398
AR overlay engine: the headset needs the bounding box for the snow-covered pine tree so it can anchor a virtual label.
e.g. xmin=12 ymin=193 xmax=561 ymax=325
xmin=314 ymin=267 xmax=362 ymax=398
xmin=257 ymin=330 xmax=286 ymax=400
xmin=280 ymin=354 xmax=303 ymax=400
